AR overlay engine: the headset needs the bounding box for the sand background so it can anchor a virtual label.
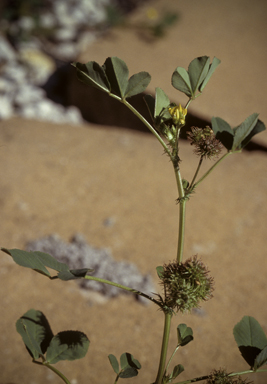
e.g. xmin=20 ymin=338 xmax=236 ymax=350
xmin=1 ymin=1 xmax=267 ymax=383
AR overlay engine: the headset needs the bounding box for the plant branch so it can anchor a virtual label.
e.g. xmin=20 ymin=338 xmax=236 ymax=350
xmin=84 ymin=275 xmax=161 ymax=307
xmin=189 ymin=156 xmax=203 ymax=189
xmin=154 ymin=312 xmax=172 ymax=384
xmin=193 ymin=152 xmax=231 ymax=189
xmin=173 ymin=163 xmax=186 ymax=263
xmin=109 ymin=93 xmax=172 ymax=157
xmin=165 ymin=344 xmax=180 ymax=376
xmin=174 ymin=368 xmax=267 ymax=384
xmin=33 ymin=360 xmax=71 ymax=384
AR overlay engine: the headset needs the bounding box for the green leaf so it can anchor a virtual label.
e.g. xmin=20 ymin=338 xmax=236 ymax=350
xmin=104 ymin=57 xmax=129 ymax=98
xmin=232 ymin=113 xmax=259 ymax=150
xmin=72 ymin=61 xmax=110 ymax=93
xmin=119 ymin=367 xmax=138 ymax=378
xmin=1 ymin=248 xmax=93 ymax=280
xmin=120 ymin=353 xmax=141 ymax=370
xmin=199 ymin=57 xmax=221 ymax=92
xmin=233 ymin=316 xmax=267 ymax=368
xmin=2 ymin=248 xmax=56 ymax=277
xmin=57 ymin=268 xmax=93 ymax=281
xmin=46 ymin=331 xmax=89 ymax=364
xmin=144 ymin=94 xmax=155 ymax=122
xmin=177 ymin=324 xmax=194 ymax=346
xmin=119 ymin=353 xmax=141 ymax=378
xmin=124 ymin=71 xmax=151 ymax=98
xmin=170 ymin=364 xmax=184 ymax=380
xmin=233 ymin=316 xmax=267 ymax=349
xmin=254 ymin=346 xmax=267 ymax=370
xmin=108 ymin=354 xmax=120 ymax=374
xmin=240 ymin=119 xmax=266 ymax=149
xmin=156 ymin=266 xmax=164 ymax=279
xmin=16 ymin=309 xmax=53 ymax=360
xmin=155 ymin=87 xmax=170 ymax=118
xmin=188 ymin=56 xmax=210 ymax=96
xmin=211 ymin=117 xmax=234 ymax=151
xmin=171 ymin=67 xmax=192 ymax=97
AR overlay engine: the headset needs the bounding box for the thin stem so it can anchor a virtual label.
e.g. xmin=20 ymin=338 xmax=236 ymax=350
xmin=173 ymin=164 xmax=186 ymax=263
xmin=193 ymin=152 xmax=232 ymax=189
xmin=184 ymin=98 xmax=192 ymax=110
xmin=174 ymin=368 xmax=267 ymax=384
xmin=155 ymin=312 xmax=172 ymax=384
xmin=165 ymin=344 xmax=180 ymax=376
xmin=84 ymin=275 xmax=161 ymax=307
xmin=33 ymin=360 xmax=71 ymax=384
xmin=109 ymin=93 xmax=172 ymax=157
xmin=189 ymin=156 xmax=203 ymax=189
xmin=174 ymin=374 xmax=210 ymax=384
xmin=228 ymin=369 xmax=267 ymax=376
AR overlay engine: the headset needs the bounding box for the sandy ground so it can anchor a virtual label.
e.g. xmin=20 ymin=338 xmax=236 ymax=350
xmin=1 ymin=1 xmax=267 ymax=384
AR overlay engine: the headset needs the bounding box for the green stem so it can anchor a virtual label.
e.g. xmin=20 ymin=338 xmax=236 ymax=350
xmin=109 ymin=93 xmax=172 ymax=157
xmin=165 ymin=344 xmax=180 ymax=376
xmin=155 ymin=312 xmax=172 ymax=384
xmin=33 ymin=360 xmax=71 ymax=384
xmin=228 ymin=369 xmax=267 ymax=376
xmin=174 ymin=368 xmax=267 ymax=384
xmin=173 ymin=164 xmax=186 ymax=263
xmin=193 ymin=152 xmax=232 ymax=189
xmin=84 ymin=275 xmax=161 ymax=307
xmin=174 ymin=374 xmax=210 ymax=384
xmin=189 ymin=156 xmax=203 ymax=189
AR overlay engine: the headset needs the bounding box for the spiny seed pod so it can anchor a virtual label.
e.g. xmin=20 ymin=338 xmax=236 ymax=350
xmin=187 ymin=126 xmax=223 ymax=159
xmin=159 ymin=256 xmax=214 ymax=313
xmin=205 ymin=369 xmax=252 ymax=384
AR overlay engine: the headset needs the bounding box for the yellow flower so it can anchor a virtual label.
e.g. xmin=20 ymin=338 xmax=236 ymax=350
xmin=168 ymin=104 xmax=187 ymax=125
xmin=146 ymin=7 xmax=158 ymax=20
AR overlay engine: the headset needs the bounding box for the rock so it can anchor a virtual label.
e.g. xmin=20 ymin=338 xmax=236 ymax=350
xmin=26 ymin=234 xmax=154 ymax=303
xmin=0 ymin=0 xmax=146 ymax=124
xmin=0 ymin=35 xmax=17 ymax=62
xmin=0 ymin=95 xmax=14 ymax=119
xmin=18 ymin=47 xmax=56 ymax=85
xmin=14 ymin=85 xmax=46 ymax=107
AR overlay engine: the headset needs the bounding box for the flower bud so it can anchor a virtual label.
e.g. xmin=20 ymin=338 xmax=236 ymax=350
xmin=168 ymin=104 xmax=187 ymax=126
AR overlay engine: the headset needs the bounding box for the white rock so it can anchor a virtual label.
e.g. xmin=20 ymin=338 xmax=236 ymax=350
xmin=18 ymin=47 xmax=56 ymax=85
xmin=14 ymin=85 xmax=46 ymax=106
xmin=40 ymin=13 xmax=57 ymax=29
xmin=0 ymin=95 xmax=14 ymax=120
xmin=0 ymin=77 xmax=17 ymax=96
xmin=18 ymin=16 xmax=35 ymax=31
xmin=0 ymin=35 xmax=17 ymax=62
xmin=54 ymin=27 xmax=77 ymax=42
xmin=65 ymin=105 xmax=83 ymax=125
xmin=51 ymin=43 xmax=79 ymax=60
xmin=3 ymin=63 xmax=28 ymax=84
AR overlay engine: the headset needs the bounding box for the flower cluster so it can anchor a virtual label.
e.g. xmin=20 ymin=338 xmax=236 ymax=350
xmin=168 ymin=104 xmax=187 ymax=126
xmin=187 ymin=126 xmax=223 ymax=159
xmin=159 ymin=256 xmax=214 ymax=313
xmin=206 ymin=369 xmax=252 ymax=384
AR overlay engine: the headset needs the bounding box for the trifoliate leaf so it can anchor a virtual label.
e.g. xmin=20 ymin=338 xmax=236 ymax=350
xmin=124 ymin=71 xmax=151 ymax=98
xmin=72 ymin=61 xmax=110 ymax=93
xmin=177 ymin=323 xmax=194 ymax=346
xmin=46 ymin=331 xmax=89 ymax=364
xmin=16 ymin=309 xmax=53 ymax=360
xmin=104 ymin=57 xmax=129 ymax=98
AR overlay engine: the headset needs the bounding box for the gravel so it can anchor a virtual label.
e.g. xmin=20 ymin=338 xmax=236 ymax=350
xmin=26 ymin=233 xmax=155 ymax=304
